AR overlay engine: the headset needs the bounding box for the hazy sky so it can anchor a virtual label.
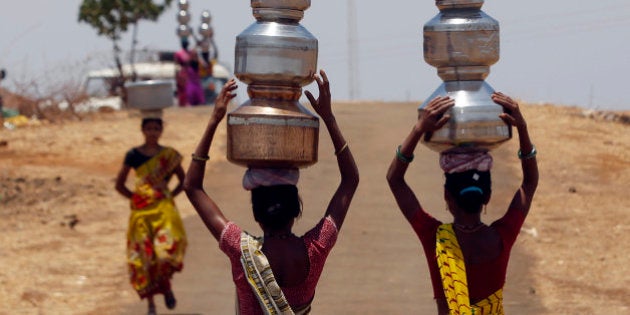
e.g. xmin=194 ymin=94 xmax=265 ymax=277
xmin=1 ymin=0 xmax=629 ymax=110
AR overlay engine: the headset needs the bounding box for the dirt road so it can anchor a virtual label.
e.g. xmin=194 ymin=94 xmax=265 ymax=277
xmin=1 ymin=102 xmax=628 ymax=314
xmin=124 ymin=103 xmax=542 ymax=315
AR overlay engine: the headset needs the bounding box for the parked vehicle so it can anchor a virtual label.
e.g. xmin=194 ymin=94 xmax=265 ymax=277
xmin=73 ymin=59 xmax=231 ymax=112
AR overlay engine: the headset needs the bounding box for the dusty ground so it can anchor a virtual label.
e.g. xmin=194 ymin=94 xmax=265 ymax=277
xmin=0 ymin=101 xmax=629 ymax=314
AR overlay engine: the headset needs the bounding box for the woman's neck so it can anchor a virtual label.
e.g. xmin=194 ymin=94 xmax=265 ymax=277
xmin=453 ymin=212 xmax=484 ymax=232
xmin=139 ymin=143 xmax=161 ymax=155
xmin=263 ymin=226 xmax=295 ymax=239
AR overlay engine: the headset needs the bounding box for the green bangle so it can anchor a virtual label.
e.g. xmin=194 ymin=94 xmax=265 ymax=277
xmin=396 ymin=145 xmax=414 ymax=163
xmin=518 ymin=145 xmax=537 ymax=160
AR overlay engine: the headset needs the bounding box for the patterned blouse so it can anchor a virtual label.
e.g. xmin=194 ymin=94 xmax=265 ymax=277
xmin=219 ymin=216 xmax=338 ymax=315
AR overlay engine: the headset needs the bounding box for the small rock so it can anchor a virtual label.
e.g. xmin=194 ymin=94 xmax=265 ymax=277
xmin=521 ymin=227 xmax=538 ymax=238
xmin=63 ymin=214 xmax=80 ymax=229
xmin=21 ymin=290 xmax=47 ymax=306
xmin=568 ymin=187 xmax=577 ymax=193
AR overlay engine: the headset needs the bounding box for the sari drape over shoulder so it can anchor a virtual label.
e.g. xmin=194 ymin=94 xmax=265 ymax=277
xmin=126 ymin=147 xmax=187 ymax=298
xmin=220 ymin=217 xmax=337 ymax=315
xmin=240 ymin=233 xmax=292 ymax=315
xmin=436 ymin=224 xmax=504 ymax=315
xmin=239 ymin=233 xmax=311 ymax=315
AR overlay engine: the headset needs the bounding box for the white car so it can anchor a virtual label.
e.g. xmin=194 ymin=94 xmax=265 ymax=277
xmin=68 ymin=60 xmax=231 ymax=112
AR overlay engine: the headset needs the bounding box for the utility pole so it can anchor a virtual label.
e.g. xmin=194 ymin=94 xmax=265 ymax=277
xmin=348 ymin=0 xmax=359 ymax=100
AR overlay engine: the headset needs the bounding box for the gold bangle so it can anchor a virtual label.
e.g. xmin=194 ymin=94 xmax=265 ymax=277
xmin=191 ymin=153 xmax=209 ymax=161
xmin=335 ymin=142 xmax=349 ymax=156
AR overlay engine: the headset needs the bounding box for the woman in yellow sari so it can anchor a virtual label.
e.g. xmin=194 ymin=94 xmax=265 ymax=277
xmin=115 ymin=117 xmax=187 ymax=315
xmin=387 ymin=93 xmax=538 ymax=314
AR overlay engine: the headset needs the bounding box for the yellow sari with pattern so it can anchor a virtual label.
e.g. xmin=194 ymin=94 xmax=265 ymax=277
xmin=436 ymin=224 xmax=504 ymax=315
xmin=127 ymin=147 xmax=187 ymax=298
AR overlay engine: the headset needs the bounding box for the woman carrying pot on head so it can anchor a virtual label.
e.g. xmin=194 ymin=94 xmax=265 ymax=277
xmin=175 ymin=38 xmax=192 ymax=107
xmin=386 ymin=93 xmax=538 ymax=315
xmin=184 ymin=70 xmax=359 ymax=314
xmin=115 ymin=117 xmax=187 ymax=315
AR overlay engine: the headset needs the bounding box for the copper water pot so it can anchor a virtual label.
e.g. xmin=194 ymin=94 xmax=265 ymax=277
xmin=228 ymin=0 xmax=319 ymax=168
xmin=420 ymin=0 xmax=510 ymax=152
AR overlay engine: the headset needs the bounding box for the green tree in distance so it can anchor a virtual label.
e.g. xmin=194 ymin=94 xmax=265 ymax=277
xmin=78 ymin=0 xmax=173 ymax=106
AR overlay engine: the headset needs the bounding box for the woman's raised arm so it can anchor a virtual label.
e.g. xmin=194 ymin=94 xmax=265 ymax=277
xmin=184 ymin=79 xmax=238 ymax=240
xmin=386 ymin=96 xmax=454 ymax=221
xmin=492 ymin=92 xmax=539 ymax=216
xmin=305 ymin=70 xmax=359 ymax=230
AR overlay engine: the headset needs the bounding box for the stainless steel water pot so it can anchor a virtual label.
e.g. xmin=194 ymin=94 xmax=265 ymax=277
xmin=125 ymin=80 xmax=174 ymax=110
xmin=178 ymin=0 xmax=189 ymax=11
xmin=176 ymin=0 xmax=191 ymax=40
xmin=228 ymin=0 xmax=319 ymax=168
xmin=419 ymin=0 xmax=510 ymax=152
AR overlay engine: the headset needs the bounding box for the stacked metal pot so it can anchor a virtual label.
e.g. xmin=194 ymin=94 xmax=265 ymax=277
xmin=419 ymin=0 xmax=511 ymax=153
xmin=176 ymin=0 xmax=193 ymax=40
xmin=198 ymin=10 xmax=215 ymax=59
xmin=227 ymin=0 xmax=319 ymax=168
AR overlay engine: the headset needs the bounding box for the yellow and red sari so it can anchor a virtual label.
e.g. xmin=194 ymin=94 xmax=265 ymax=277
xmin=127 ymin=147 xmax=187 ymax=298
xmin=436 ymin=224 xmax=504 ymax=315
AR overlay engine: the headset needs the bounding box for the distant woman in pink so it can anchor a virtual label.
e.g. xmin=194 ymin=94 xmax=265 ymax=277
xmin=184 ymin=70 xmax=359 ymax=314
xmin=185 ymin=52 xmax=205 ymax=106
xmin=174 ymin=39 xmax=191 ymax=107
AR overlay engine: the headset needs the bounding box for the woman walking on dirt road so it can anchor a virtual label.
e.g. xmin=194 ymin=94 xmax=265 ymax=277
xmin=185 ymin=70 xmax=359 ymax=314
xmin=115 ymin=117 xmax=188 ymax=315
xmin=387 ymin=93 xmax=539 ymax=314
